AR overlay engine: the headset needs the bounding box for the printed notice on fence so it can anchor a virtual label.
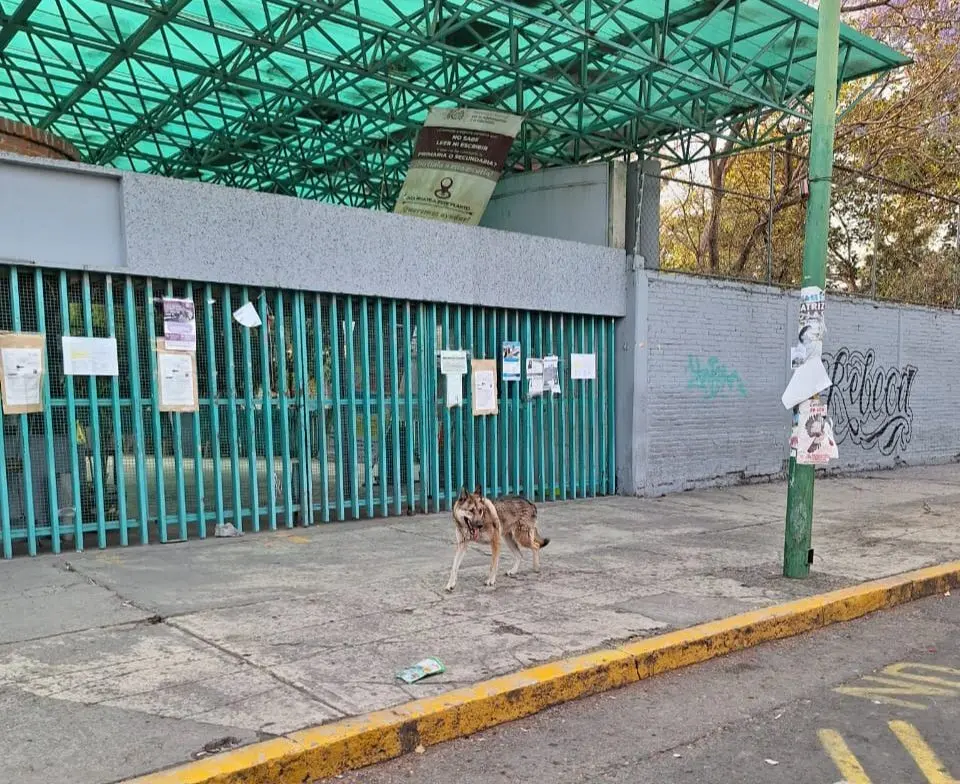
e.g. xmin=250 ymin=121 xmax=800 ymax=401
xmin=163 ymin=297 xmax=197 ymax=352
xmin=543 ymin=355 xmax=560 ymax=394
xmin=502 ymin=340 xmax=521 ymax=381
xmin=0 ymin=332 xmax=45 ymax=413
xmin=62 ymin=336 xmax=119 ymax=377
xmin=471 ymin=359 xmax=499 ymax=416
xmin=570 ymin=353 xmax=596 ymax=381
xmin=157 ymin=346 xmax=199 ymax=412
xmin=394 ymin=107 xmax=523 ymax=226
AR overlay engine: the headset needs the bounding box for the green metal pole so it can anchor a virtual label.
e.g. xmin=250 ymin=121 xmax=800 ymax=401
xmin=783 ymin=0 xmax=841 ymax=579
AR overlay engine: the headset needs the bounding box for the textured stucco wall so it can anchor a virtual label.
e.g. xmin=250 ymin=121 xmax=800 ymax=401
xmin=634 ymin=272 xmax=960 ymax=495
xmin=0 ymin=153 xmax=626 ymax=317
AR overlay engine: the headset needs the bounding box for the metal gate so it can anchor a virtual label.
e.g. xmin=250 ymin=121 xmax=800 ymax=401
xmin=0 ymin=266 xmax=616 ymax=557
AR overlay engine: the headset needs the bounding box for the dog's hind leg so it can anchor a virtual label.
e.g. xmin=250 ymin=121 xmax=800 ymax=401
xmin=484 ymin=535 xmax=501 ymax=587
xmin=445 ymin=540 xmax=467 ymax=592
xmin=504 ymin=534 xmax=523 ymax=577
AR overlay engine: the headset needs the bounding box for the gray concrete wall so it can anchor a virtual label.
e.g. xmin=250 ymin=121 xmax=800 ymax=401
xmin=0 ymin=153 xmax=626 ymax=317
xmin=481 ymin=161 xmax=626 ymax=249
xmin=633 ymin=272 xmax=960 ymax=495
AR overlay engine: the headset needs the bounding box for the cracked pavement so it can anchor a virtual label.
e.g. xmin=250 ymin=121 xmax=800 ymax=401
xmin=1 ymin=464 xmax=959 ymax=783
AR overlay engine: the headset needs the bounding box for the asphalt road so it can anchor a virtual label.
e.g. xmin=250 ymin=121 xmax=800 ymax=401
xmin=329 ymin=593 xmax=960 ymax=783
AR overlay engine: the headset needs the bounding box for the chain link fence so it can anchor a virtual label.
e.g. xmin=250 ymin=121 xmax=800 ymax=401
xmin=659 ymin=147 xmax=960 ymax=308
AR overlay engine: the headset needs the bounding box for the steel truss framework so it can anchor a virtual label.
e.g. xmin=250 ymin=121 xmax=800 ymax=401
xmin=0 ymin=0 xmax=907 ymax=208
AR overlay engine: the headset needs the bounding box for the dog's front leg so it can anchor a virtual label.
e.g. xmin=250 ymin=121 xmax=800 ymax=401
xmin=484 ymin=535 xmax=501 ymax=587
xmin=445 ymin=540 xmax=467 ymax=592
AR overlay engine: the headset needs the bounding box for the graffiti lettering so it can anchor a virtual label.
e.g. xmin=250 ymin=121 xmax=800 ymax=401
xmin=822 ymin=347 xmax=917 ymax=455
xmin=686 ymin=356 xmax=748 ymax=400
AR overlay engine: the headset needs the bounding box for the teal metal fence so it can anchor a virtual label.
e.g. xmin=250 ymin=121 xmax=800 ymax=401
xmin=0 ymin=266 xmax=616 ymax=557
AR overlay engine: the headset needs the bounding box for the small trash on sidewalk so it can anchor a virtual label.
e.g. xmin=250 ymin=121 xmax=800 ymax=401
xmin=415 ymin=744 xmax=425 ymax=754
xmin=764 ymin=759 xmax=779 ymax=766
xmin=396 ymin=657 xmax=445 ymax=684
xmin=214 ymin=523 xmax=243 ymax=537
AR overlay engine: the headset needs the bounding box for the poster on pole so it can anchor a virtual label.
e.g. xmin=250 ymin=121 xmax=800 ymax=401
xmin=394 ymin=107 xmax=523 ymax=226
xmin=796 ymin=399 xmax=838 ymax=465
xmin=162 ymin=297 xmax=197 ymax=352
xmin=0 ymin=332 xmax=45 ymax=414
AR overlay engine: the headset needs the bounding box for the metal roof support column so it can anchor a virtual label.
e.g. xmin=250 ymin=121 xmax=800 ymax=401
xmin=783 ymin=0 xmax=841 ymax=579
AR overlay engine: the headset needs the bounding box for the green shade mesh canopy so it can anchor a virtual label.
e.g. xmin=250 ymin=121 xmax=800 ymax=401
xmin=0 ymin=0 xmax=908 ymax=208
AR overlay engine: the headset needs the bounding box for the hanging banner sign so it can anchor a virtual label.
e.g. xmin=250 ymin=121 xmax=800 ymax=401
xmin=393 ymin=107 xmax=523 ymax=226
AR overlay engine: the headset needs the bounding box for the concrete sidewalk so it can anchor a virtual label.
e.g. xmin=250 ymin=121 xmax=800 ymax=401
xmin=2 ymin=465 xmax=959 ymax=784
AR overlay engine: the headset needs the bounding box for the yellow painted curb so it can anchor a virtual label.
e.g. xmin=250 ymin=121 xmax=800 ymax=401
xmin=126 ymin=560 xmax=960 ymax=784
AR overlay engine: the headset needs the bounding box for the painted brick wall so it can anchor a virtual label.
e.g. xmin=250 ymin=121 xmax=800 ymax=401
xmin=639 ymin=272 xmax=960 ymax=494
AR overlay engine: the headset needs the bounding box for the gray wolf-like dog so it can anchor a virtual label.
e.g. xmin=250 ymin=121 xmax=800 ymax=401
xmin=445 ymin=487 xmax=550 ymax=591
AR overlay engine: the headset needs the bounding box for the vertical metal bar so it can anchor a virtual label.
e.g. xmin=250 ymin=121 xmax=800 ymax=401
xmin=430 ymin=303 xmax=441 ymax=513
xmin=455 ymin=306 xmax=465 ymax=496
xmin=465 ymin=307 xmax=476 ymax=494
xmin=523 ymin=311 xmax=534 ymax=499
xmin=536 ymin=312 xmax=546 ymax=502
xmin=60 ymin=271 xmax=84 ymax=547
xmin=492 ymin=309 xmax=501 ymax=497
xmin=499 ymin=309 xmax=509 ymax=495
xmin=477 ymin=308 xmax=487 ymax=495
xmin=767 ymin=146 xmax=775 ymax=284
xmin=513 ymin=311 xmax=522 ymax=496
xmin=0 ymin=321 xmax=9 ymax=555
xmin=417 ymin=304 xmax=429 ymax=513
xmin=185 ymin=282 xmax=206 ymax=538
xmin=274 ymin=291 xmax=294 ymax=527
xmin=329 ymin=296 xmax=346 ymax=521
xmin=442 ymin=305 xmax=452 ymax=507
xmin=144 ymin=279 xmax=167 ymax=542
xmin=562 ymin=313 xmax=572 ymax=500
xmin=402 ymin=302 xmax=415 ymax=511
xmin=579 ymin=316 xmax=588 ymax=498
xmin=9 ymin=267 xmax=37 ymax=554
xmin=388 ymin=301 xmax=401 ymax=516
xmin=221 ymin=285 xmax=243 ymax=529
xmin=36 ymin=270 xmax=62 ymax=551
xmin=343 ymin=296 xmax=360 ymax=519
xmin=313 ymin=295 xmax=330 ymax=522
xmin=591 ymin=317 xmax=600 ymax=496
xmin=80 ymin=273 xmax=107 ymax=548
xmin=292 ymin=293 xmax=312 ymax=524
xmin=164 ymin=282 xmax=187 ymax=539
xmin=359 ymin=298 xmax=374 ymax=518
xmin=124 ymin=276 xmax=149 ymax=543
xmin=375 ymin=299 xmax=389 ymax=517
xmin=607 ymin=318 xmax=617 ymax=495
xmin=871 ymin=179 xmax=882 ymax=299
xmin=546 ymin=315 xmax=556 ymax=501
xmin=203 ymin=283 xmax=225 ymax=526
xmin=240 ymin=286 xmax=260 ymax=530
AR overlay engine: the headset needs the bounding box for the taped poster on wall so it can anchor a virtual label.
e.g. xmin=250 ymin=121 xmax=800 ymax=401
xmin=62 ymin=336 xmax=119 ymax=376
xmin=796 ymin=399 xmax=838 ymax=465
xmin=502 ymin=341 xmax=521 ymax=381
xmin=0 ymin=332 xmax=45 ymax=413
xmin=393 ymin=107 xmax=523 ymax=226
xmin=156 ymin=337 xmax=198 ymax=412
xmin=570 ymin=353 xmax=596 ymax=381
xmin=471 ymin=359 xmax=499 ymax=416
xmin=163 ymin=297 xmax=197 ymax=351
xmin=543 ymin=355 xmax=560 ymax=394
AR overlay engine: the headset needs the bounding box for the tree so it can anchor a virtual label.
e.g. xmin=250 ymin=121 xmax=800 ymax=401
xmin=659 ymin=0 xmax=960 ymax=305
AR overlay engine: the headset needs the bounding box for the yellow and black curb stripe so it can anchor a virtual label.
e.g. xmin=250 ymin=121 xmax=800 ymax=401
xmin=127 ymin=560 xmax=960 ymax=784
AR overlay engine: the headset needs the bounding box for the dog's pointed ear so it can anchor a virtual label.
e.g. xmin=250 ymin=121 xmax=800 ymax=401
xmin=474 ymin=485 xmax=483 ymax=498
xmin=458 ymin=487 xmax=468 ymax=502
